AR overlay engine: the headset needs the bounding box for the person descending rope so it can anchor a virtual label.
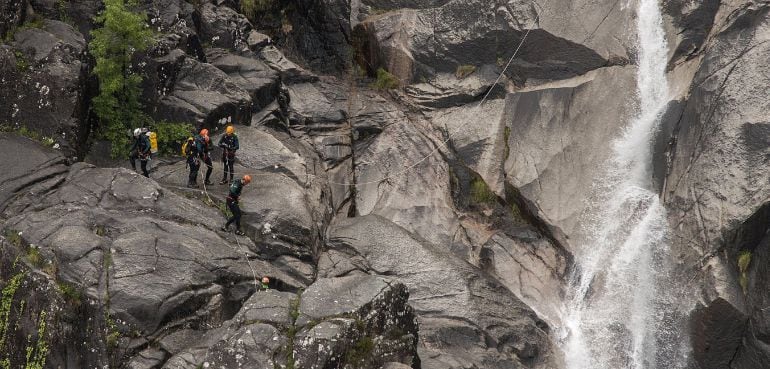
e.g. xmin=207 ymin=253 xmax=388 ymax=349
xmin=184 ymin=135 xmax=201 ymax=188
xmin=218 ymin=125 xmax=240 ymax=184
xmin=221 ymin=174 xmax=251 ymax=235
xmin=129 ymin=128 xmax=151 ymax=177
xmin=196 ymin=128 xmax=214 ymax=185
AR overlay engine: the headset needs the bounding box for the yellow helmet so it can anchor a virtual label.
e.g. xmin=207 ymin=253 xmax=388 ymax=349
xmin=226 ymin=126 xmax=235 ymax=135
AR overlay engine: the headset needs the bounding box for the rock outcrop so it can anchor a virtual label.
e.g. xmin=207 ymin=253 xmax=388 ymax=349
xmin=658 ymin=1 xmax=770 ymax=368
xmin=0 ymin=20 xmax=88 ymax=156
xmin=321 ymin=215 xmax=559 ymax=369
xmin=10 ymin=0 xmax=770 ymax=368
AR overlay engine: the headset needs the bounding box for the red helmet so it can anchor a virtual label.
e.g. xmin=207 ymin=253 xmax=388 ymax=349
xmin=199 ymin=128 xmax=209 ymax=137
xmin=243 ymin=175 xmax=252 ymax=184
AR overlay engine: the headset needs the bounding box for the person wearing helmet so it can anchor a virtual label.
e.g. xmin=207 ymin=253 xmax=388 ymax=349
xmin=129 ymin=128 xmax=151 ymax=177
xmin=221 ymin=174 xmax=251 ymax=235
xmin=260 ymin=276 xmax=270 ymax=291
xmin=184 ymin=134 xmax=201 ymax=188
xmin=218 ymin=125 xmax=240 ymax=184
xmin=195 ymin=128 xmax=214 ymax=185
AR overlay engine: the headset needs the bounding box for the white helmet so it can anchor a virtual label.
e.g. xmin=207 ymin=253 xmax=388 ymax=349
xmin=133 ymin=128 xmax=142 ymax=137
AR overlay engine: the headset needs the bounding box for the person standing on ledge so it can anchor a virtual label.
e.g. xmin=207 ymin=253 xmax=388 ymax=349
xmin=218 ymin=125 xmax=240 ymax=185
xmin=196 ymin=128 xmax=214 ymax=185
xmin=129 ymin=128 xmax=151 ymax=177
xmin=221 ymin=174 xmax=251 ymax=235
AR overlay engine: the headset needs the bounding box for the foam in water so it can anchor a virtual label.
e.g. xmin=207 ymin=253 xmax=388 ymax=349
xmin=559 ymin=0 xmax=686 ymax=368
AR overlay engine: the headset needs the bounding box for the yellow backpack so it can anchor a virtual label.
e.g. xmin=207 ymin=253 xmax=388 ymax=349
xmin=147 ymin=132 xmax=158 ymax=154
xmin=181 ymin=137 xmax=195 ymax=156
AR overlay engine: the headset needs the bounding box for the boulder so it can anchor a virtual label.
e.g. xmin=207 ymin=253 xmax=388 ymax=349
xmin=322 ymin=215 xmax=558 ymax=369
xmin=3 ymin=163 xmax=307 ymax=334
xmin=206 ymin=48 xmax=280 ymax=111
xmin=504 ymin=66 xmax=637 ymax=242
xmin=353 ymin=112 xmax=461 ymax=248
xmin=259 ymin=45 xmax=319 ymax=83
xmin=0 ymin=134 xmax=68 ymax=211
xmin=662 ymin=0 xmax=720 ymax=67
xmin=480 ymin=231 xmax=570 ymax=324
xmin=659 ymin=2 xmax=770 ymax=368
xmin=431 ymin=98 xmax=507 ymax=196
xmin=294 ymin=275 xmax=418 ymax=369
xmin=0 ymin=20 xmax=87 ymax=156
xmin=154 ymin=51 xmax=252 ymax=129
xmin=405 ymin=64 xmax=506 ymax=108
xmin=354 ymin=0 xmax=611 ymax=85
xmin=194 ymin=3 xmax=252 ymax=51
xmin=163 ymin=275 xmax=418 ymax=369
xmin=288 ymin=0 xmax=353 ymax=72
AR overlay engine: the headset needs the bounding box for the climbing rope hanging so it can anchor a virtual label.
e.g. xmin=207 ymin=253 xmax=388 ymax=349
xmin=188 ymin=9 xmax=541 ymax=189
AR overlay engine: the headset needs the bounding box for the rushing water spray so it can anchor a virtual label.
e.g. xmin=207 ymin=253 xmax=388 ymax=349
xmin=561 ymin=0 xmax=683 ymax=368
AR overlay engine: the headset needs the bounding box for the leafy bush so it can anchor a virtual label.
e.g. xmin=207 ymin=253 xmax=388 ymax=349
xmin=470 ymin=177 xmax=496 ymax=205
xmin=372 ymin=68 xmax=399 ymax=90
xmin=345 ymin=336 xmax=374 ymax=368
xmin=57 ymin=282 xmax=81 ymax=304
xmin=26 ymin=247 xmax=43 ymax=268
xmin=152 ymin=121 xmax=193 ymax=155
xmin=455 ymin=65 xmax=476 ymax=79
xmin=14 ymin=50 xmax=28 ymax=72
xmin=4 ymin=229 xmax=22 ymax=247
xmin=89 ymin=0 xmax=154 ymax=158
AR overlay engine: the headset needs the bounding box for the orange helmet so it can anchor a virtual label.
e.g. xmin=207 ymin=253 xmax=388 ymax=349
xmin=261 ymin=276 xmax=269 ymax=284
xmin=226 ymin=126 xmax=235 ymax=135
xmin=199 ymin=128 xmax=209 ymax=137
xmin=242 ymin=175 xmax=251 ymax=184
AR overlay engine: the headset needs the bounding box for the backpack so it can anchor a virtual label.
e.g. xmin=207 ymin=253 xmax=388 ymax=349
xmin=181 ymin=137 xmax=195 ymax=156
xmin=147 ymin=131 xmax=158 ymax=154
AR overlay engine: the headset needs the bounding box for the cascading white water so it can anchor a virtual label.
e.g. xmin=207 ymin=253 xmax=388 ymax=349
xmin=561 ymin=0 xmax=686 ymax=368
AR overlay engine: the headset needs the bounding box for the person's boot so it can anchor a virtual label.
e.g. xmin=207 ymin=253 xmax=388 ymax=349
xmin=220 ymin=224 xmax=229 ymax=232
xmin=187 ymin=180 xmax=198 ymax=188
xmin=204 ymin=178 xmax=213 ymax=185
xmin=234 ymin=229 xmax=245 ymax=236
xmin=219 ymin=178 xmax=228 ymax=185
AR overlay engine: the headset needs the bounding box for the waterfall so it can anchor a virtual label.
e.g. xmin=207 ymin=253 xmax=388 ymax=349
xmin=561 ymin=0 xmax=687 ymax=368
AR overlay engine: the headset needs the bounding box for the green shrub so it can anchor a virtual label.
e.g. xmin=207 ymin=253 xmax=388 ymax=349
xmin=345 ymin=336 xmax=374 ymax=368
xmin=371 ymin=68 xmax=399 ymax=90
xmin=89 ymin=0 xmax=154 ymax=158
xmin=470 ymin=177 xmax=496 ymax=205
xmin=14 ymin=50 xmax=29 ymax=72
xmin=57 ymin=282 xmax=81 ymax=304
xmin=24 ymin=311 xmax=48 ymax=369
xmin=26 ymin=247 xmax=43 ymax=268
xmin=455 ymin=65 xmax=476 ymax=79
xmin=17 ymin=126 xmax=40 ymax=141
xmin=738 ymin=250 xmax=752 ymax=294
xmin=152 ymin=121 xmax=193 ymax=155
xmin=19 ymin=16 xmax=45 ymax=31
xmin=4 ymin=229 xmax=22 ymax=247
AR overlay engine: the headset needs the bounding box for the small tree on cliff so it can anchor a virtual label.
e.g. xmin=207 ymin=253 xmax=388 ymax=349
xmin=89 ymin=0 xmax=153 ymax=157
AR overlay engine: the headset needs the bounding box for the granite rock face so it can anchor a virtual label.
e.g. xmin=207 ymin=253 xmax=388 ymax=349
xmin=5 ymin=0 xmax=770 ymax=368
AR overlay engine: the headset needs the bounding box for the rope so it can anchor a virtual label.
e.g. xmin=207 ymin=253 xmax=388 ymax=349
xmin=178 ymin=17 xmax=539 ymax=188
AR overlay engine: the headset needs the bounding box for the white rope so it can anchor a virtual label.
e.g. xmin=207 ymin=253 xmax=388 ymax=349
xmin=183 ymin=16 xmax=540 ymax=188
